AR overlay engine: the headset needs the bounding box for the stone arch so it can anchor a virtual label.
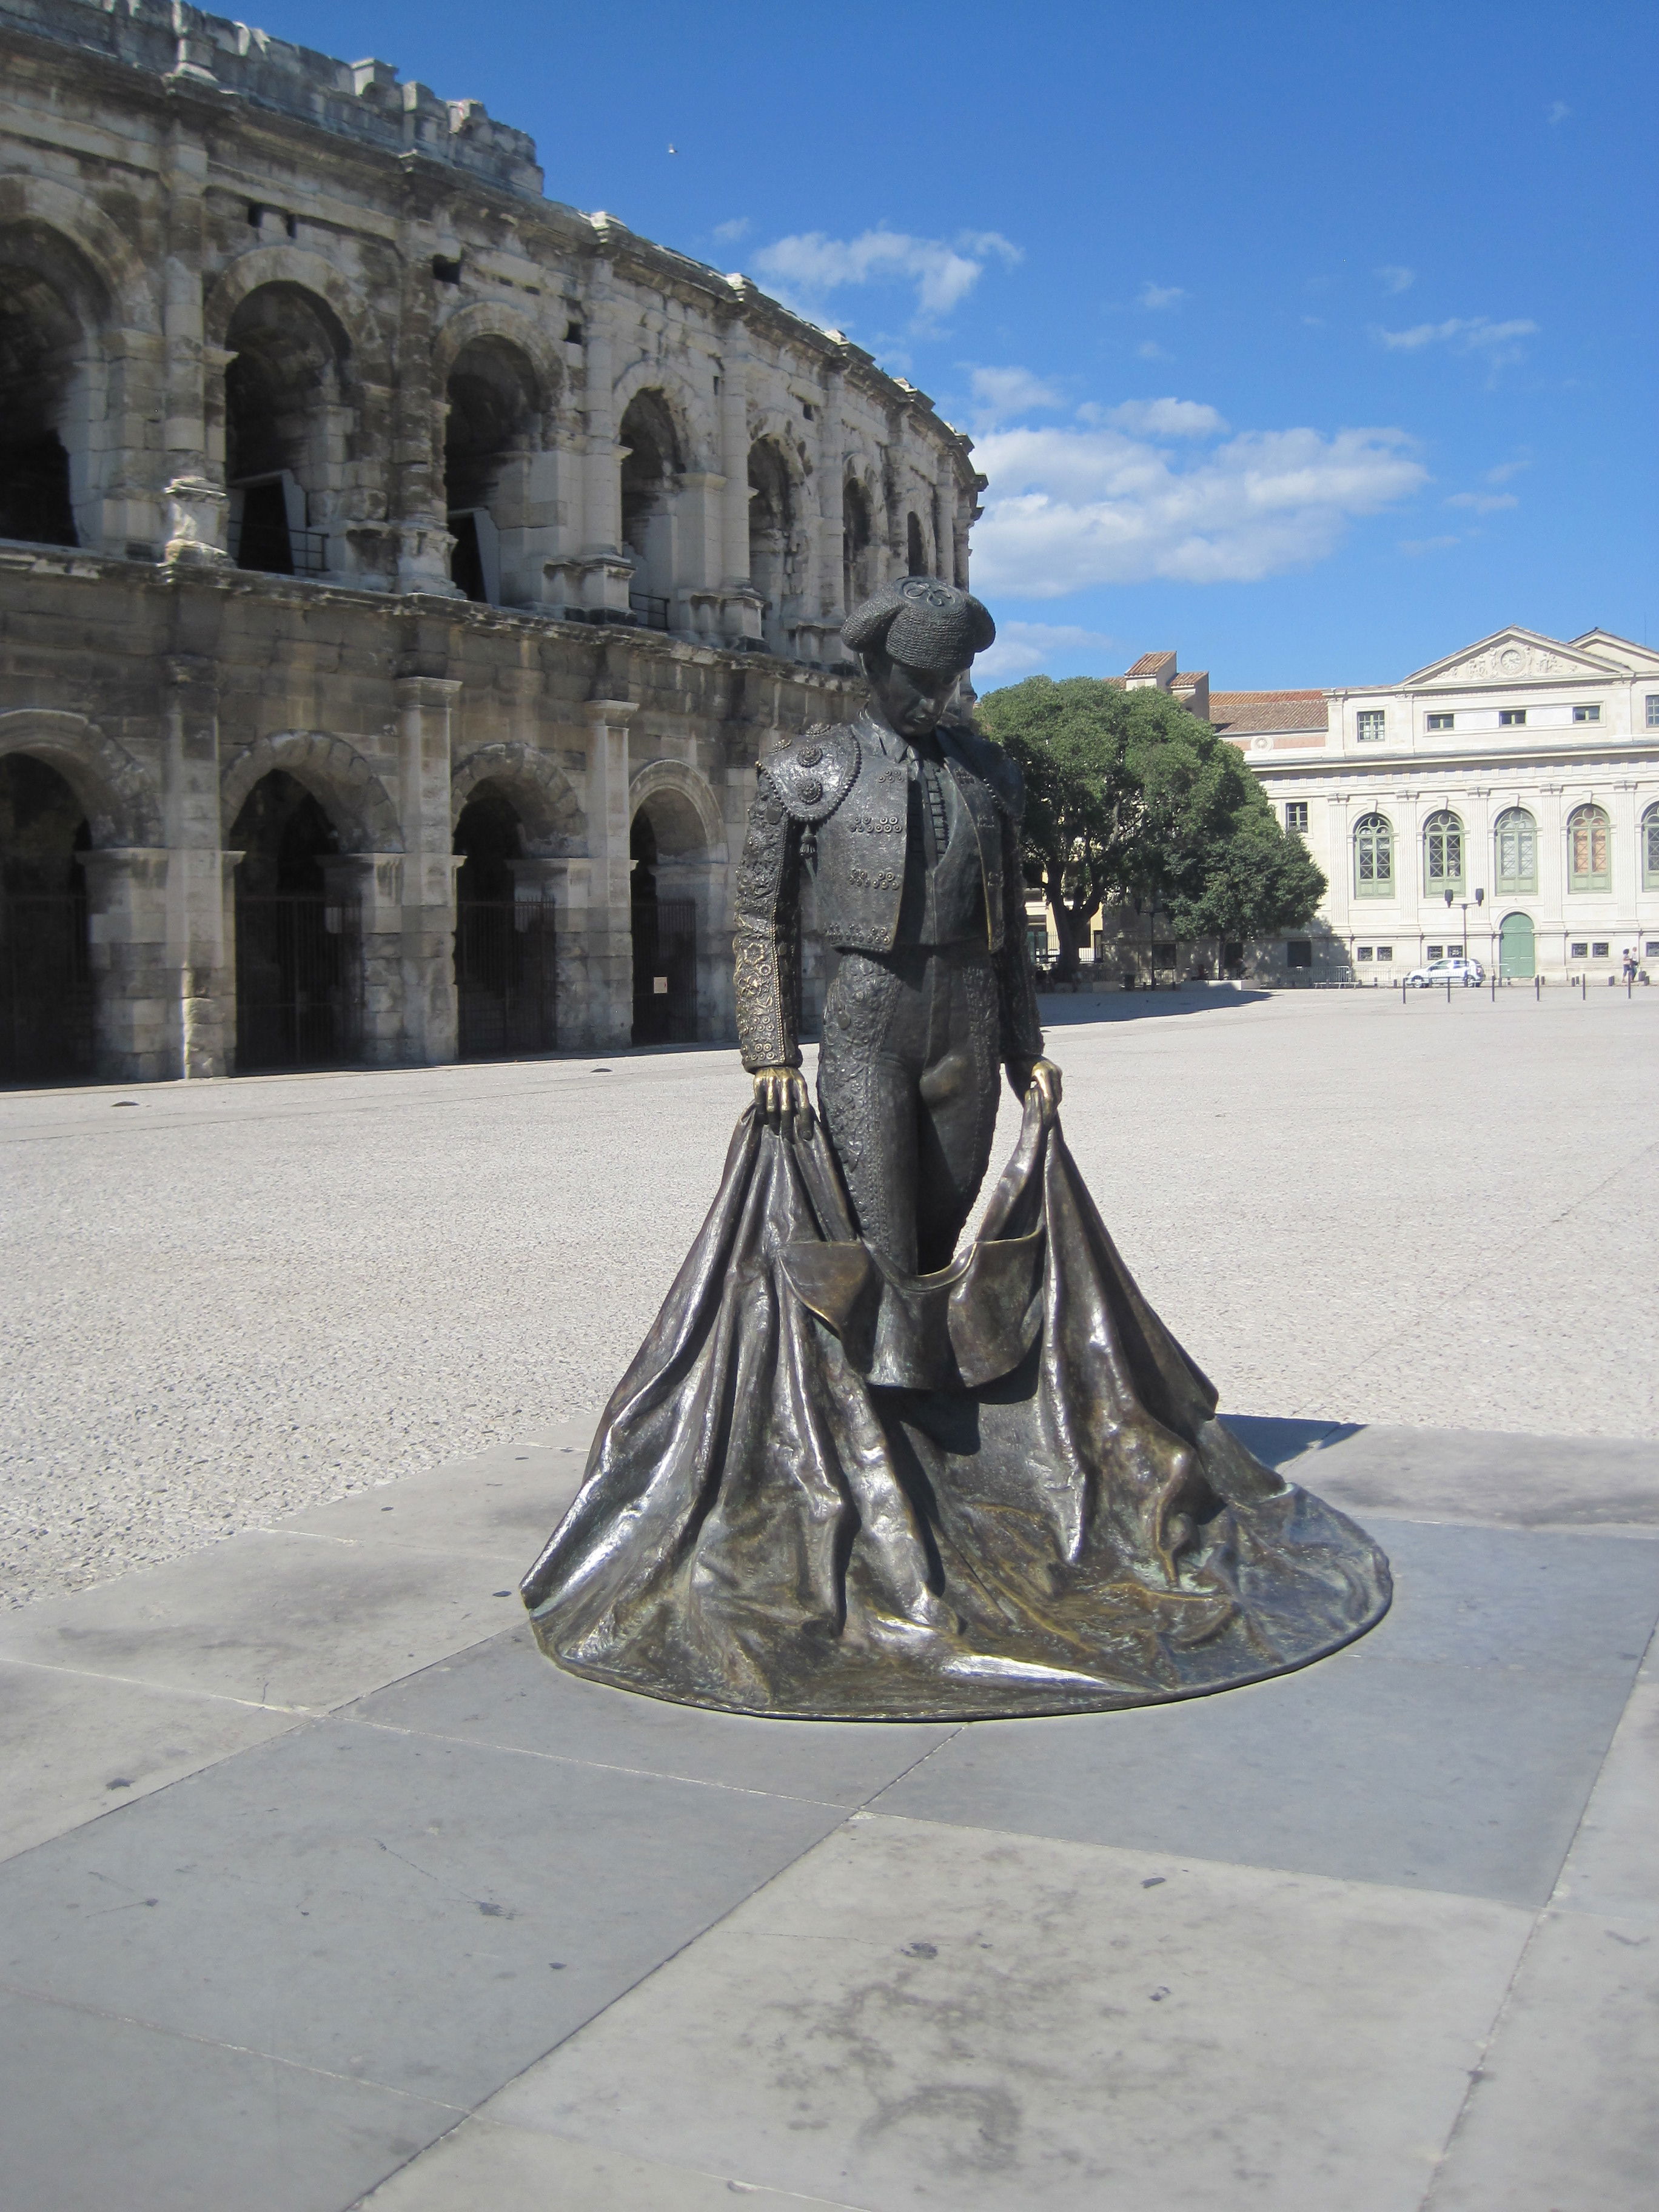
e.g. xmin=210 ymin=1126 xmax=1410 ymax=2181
xmin=612 ymin=361 xmax=709 ymax=473
xmin=628 ymin=759 xmax=726 ymax=860
xmin=0 ymin=208 xmax=138 ymax=548
xmin=0 ymin=176 xmax=156 ymax=334
xmin=0 ymin=709 xmax=161 ymax=846
xmin=205 ymin=246 xmax=389 ymax=379
xmin=220 ymin=731 xmax=403 ymax=852
xmin=451 ymin=742 xmax=585 ymax=855
xmin=432 ymin=301 xmax=563 ymax=431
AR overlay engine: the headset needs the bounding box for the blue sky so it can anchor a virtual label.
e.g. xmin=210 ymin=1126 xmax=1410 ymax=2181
xmin=265 ymin=1 xmax=1654 ymax=689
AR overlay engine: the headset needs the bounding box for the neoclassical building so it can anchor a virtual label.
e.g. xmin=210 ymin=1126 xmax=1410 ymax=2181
xmin=0 ymin=0 xmax=982 ymax=1082
xmin=1077 ymin=633 xmax=1659 ymax=984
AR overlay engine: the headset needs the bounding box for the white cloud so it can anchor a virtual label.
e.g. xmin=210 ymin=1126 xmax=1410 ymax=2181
xmin=1375 ymin=266 xmax=1416 ymax=293
xmin=1375 ymin=316 xmax=1539 ymax=352
xmin=1399 ymin=535 xmax=1461 ymax=556
xmin=1547 ymin=101 xmax=1571 ymax=126
xmin=1135 ymin=339 xmax=1170 ymax=361
xmin=749 ymin=227 xmax=1021 ymax=327
xmin=711 ymin=216 xmax=750 ymax=243
xmin=971 ymin=421 xmax=1427 ymax=595
xmin=972 ymin=622 xmax=1124 ymax=688
xmin=968 ymin=365 xmax=1065 ymax=423
xmin=1374 ymin=314 xmax=1539 ymax=381
xmin=1096 ymin=397 xmax=1229 ymax=438
xmin=1444 ymin=491 xmax=1519 ymax=513
xmin=1487 ymin=449 xmax=1532 ymax=485
xmin=1138 ymin=281 xmax=1186 ymax=310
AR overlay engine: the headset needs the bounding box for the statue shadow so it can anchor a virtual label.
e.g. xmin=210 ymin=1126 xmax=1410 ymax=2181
xmin=1221 ymin=1412 xmax=1364 ymax=1472
xmin=1036 ymin=984 xmax=1274 ymax=1025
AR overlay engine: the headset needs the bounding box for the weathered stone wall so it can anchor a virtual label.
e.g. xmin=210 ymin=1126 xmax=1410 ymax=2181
xmin=0 ymin=0 xmax=982 ymax=1079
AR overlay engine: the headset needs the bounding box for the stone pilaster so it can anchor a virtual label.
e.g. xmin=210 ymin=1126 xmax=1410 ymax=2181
xmin=82 ymin=848 xmax=174 ymax=1082
xmin=159 ymin=109 xmax=229 ymax=567
xmin=582 ymin=697 xmax=638 ymax=1048
xmin=394 ymin=194 xmax=462 ymax=595
xmin=391 ymin=673 xmax=462 ymax=1062
xmin=163 ymin=653 xmax=231 ymax=1075
xmin=718 ymin=335 xmax=761 ymax=643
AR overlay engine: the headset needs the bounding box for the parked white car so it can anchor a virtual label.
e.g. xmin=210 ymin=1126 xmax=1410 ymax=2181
xmin=1406 ymin=956 xmax=1486 ymax=988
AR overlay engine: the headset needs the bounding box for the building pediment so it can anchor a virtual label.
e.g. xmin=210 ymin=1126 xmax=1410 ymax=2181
xmin=1403 ymin=628 xmax=1626 ymax=689
xmin=1571 ymin=629 xmax=1659 ymax=674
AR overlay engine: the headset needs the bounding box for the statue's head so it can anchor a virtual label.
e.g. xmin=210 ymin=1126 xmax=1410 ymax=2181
xmin=842 ymin=578 xmax=996 ymax=740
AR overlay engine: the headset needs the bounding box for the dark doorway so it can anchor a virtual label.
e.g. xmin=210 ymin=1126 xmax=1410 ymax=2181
xmin=630 ymin=811 xmax=697 ymax=1044
xmin=230 ymin=771 xmax=360 ymax=1071
xmin=907 ymin=511 xmax=927 ymax=577
xmin=453 ymin=784 xmax=555 ymax=1058
xmin=0 ymin=754 xmax=93 ymax=1082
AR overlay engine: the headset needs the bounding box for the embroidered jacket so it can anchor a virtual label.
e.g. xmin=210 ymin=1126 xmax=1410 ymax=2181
xmin=733 ymin=705 xmax=1047 ymax=1072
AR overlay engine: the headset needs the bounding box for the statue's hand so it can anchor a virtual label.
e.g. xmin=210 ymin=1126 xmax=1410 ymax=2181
xmin=752 ymin=1065 xmax=811 ymax=1127
xmin=1011 ymin=1056 xmax=1062 ymax=1121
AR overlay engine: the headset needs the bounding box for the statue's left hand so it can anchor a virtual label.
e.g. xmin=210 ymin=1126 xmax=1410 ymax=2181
xmin=1013 ymin=1056 xmax=1063 ymax=1121
xmin=752 ymin=1064 xmax=811 ymax=1128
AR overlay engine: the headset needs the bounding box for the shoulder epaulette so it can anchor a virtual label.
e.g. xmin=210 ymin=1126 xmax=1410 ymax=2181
xmin=763 ymin=722 xmax=860 ymax=823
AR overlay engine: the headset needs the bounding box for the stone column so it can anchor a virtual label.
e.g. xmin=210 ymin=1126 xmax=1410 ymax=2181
xmin=392 ymin=674 xmax=462 ymax=1062
xmin=718 ymin=333 xmax=762 ymax=642
xmin=672 ymin=472 xmax=728 ymax=634
xmin=582 ymin=697 xmax=638 ymax=1048
xmin=159 ymin=112 xmax=229 ymax=568
xmin=394 ymin=195 xmax=461 ymax=596
xmin=817 ymin=369 xmax=846 ymax=626
xmin=163 ymin=653 xmax=231 ymax=1076
xmin=81 ymin=849 xmax=174 ymax=1082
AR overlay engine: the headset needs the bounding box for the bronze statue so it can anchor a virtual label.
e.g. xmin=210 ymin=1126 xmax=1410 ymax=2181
xmin=523 ymin=581 xmax=1389 ymax=1719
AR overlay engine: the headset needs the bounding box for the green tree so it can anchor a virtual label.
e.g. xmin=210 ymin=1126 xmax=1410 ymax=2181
xmin=977 ymin=674 xmax=1327 ymax=976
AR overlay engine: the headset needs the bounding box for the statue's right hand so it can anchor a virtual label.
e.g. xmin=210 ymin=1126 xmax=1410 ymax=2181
xmin=752 ymin=1065 xmax=810 ymax=1125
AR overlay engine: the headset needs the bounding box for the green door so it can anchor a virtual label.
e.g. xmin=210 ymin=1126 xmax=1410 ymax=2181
xmin=1499 ymin=911 xmax=1535 ymax=979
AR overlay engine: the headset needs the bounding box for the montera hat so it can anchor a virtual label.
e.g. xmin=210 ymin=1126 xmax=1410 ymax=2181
xmin=842 ymin=578 xmax=996 ymax=674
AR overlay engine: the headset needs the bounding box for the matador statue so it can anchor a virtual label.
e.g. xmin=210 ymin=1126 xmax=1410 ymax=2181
xmin=523 ymin=581 xmax=1390 ymax=1721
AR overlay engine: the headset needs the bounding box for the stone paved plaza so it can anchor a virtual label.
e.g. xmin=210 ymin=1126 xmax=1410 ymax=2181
xmin=2 ymin=985 xmax=1655 ymax=1607
xmin=2 ymin=987 xmax=1657 ymax=2210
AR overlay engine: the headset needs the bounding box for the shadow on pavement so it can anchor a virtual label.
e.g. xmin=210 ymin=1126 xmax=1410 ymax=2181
xmin=1037 ymin=984 xmax=1273 ymax=1024
xmin=1221 ymin=1413 xmax=1365 ymax=1470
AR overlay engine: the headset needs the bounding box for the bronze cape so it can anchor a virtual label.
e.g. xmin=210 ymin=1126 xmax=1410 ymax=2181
xmin=522 ymin=1096 xmax=1390 ymax=1720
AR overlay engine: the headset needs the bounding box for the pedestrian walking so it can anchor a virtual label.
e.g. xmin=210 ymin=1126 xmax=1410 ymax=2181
xmin=1621 ymin=948 xmax=1638 ymax=985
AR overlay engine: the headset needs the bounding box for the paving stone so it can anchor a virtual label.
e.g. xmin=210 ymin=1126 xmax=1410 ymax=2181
xmin=344 ymin=1626 xmax=957 ymax=1809
xmin=356 ymin=2117 xmax=866 ymax=2211
xmin=872 ymin=1521 xmax=1659 ymax=1905
xmin=1550 ymin=1678 xmax=1659 ymax=1923
xmin=0 ymin=1659 xmax=300 ymax=1864
xmin=272 ymin=1429 xmax=593 ymax=1566
xmin=0 ymin=1714 xmax=845 ymax=2110
xmin=1424 ymin=1906 xmax=1659 ymax=2211
xmin=0 ymin=1532 xmax=524 ymax=1712
xmin=0 ymin=1987 xmax=457 ymax=2212
xmin=481 ymin=1812 xmax=1532 ymax=2212
xmin=1285 ymin=1423 xmax=1659 ymax=1532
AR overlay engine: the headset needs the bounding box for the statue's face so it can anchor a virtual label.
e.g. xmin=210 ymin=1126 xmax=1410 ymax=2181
xmin=864 ymin=651 xmax=968 ymax=740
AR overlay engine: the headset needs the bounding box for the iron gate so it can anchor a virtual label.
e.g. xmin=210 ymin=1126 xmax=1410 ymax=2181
xmin=1 ymin=888 xmax=93 ymax=1082
xmin=455 ymin=899 xmax=557 ymax=1058
xmin=631 ymin=897 xmax=697 ymax=1045
xmin=234 ymin=889 xmax=360 ymax=1071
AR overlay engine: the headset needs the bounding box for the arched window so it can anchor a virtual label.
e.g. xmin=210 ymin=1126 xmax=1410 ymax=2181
xmin=842 ymin=477 xmax=874 ymax=609
xmin=1353 ymin=813 xmax=1393 ymax=897
xmin=225 ymin=284 xmax=355 ymax=578
xmin=1567 ymin=803 xmax=1610 ymax=893
xmin=1422 ymin=809 xmax=1464 ymax=893
xmin=906 ymin=511 xmax=927 ymax=577
xmin=1494 ymin=806 xmax=1537 ymax=893
xmin=617 ymin=389 xmax=681 ymax=623
xmin=0 ymin=261 xmax=83 ymax=547
xmin=445 ymin=337 xmax=541 ymax=605
xmin=1642 ymin=802 xmax=1659 ymax=892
